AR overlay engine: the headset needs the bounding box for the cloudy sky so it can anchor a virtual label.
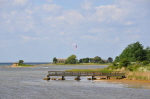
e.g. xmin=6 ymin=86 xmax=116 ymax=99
xmin=0 ymin=0 xmax=150 ymax=62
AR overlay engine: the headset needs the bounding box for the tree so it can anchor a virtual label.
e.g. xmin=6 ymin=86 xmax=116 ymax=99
xmin=83 ymin=57 xmax=89 ymax=63
xmin=66 ymin=55 xmax=77 ymax=64
xmin=107 ymin=57 xmax=113 ymax=63
xmin=93 ymin=56 xmax=101 ymax=63
xmin=79 ymin=59 xmax=83 ymax=63
xmin=120 ymin=58 xmax=130 ymax=67
xmin=145 ymin=46 xmax=150 ymax=62
xmin=114 ymin=56 xmax=119 ymax=62
xmin=19 ymin=60 xmax=24 ymax=64
xmin=119 ymin=41 xmax=146 ymax=62
xmin=53 ymin=57 xmax=57 ymax=64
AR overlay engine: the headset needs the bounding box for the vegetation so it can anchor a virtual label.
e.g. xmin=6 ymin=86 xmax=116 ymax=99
xmin=114 ymin=41 xmax=148 ymax=62
xmin=106 ymin=41 xmax=150 ymax=80
xmin=107 ymin=57 xmax=113 ymax=63
xmin=65 ymin=55 xmax=77 ymax=64
xmin=53 ymin=55 xmax=112 ymax=65
xmin=18 ymin=64 xmax=33 ymax=67
xmin=51 ymin=62 xmax=110 ymax=65
xmin=53 ymin=57 xmax=57 ymax=64
xmin=18 ymin=60 xmax=33 ymax=67
xmin=19 ymin=60 xmax=24 ymax=65
xmin=66 ymin=69 xmax=112 ymax=73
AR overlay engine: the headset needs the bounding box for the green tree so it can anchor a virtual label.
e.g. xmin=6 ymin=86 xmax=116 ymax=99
xmin=120 ymin=58 xmax=130 ymax=67
xmin=93 ymin=56 xmax=101 ymax=63
xmin=119 ymin=41 xmax=146 ymax=62
xmin=114 ymin=56 xmax=119 ymax=62
xmin=19 ymin=60 xmax=24 ymax=65
xmin=82 ymin=57 xmax=89 ymax=63
xmin=100 ymin=59 xmax=105 ymax=63
xmin=53 ymin=57 xmax=57 ymax=64
xmin=66 ymin=55 xmax=77 ymax=64
xmin=79 ymin=59 xmax=83 ymax=63
xmin=107 ymin=57 xmax=113 ymax=63
xmin=145 ymin=46 xmax=150 ymax=62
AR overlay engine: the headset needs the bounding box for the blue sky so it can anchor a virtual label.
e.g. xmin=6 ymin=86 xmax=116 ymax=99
xmin=0 ymin=0 xmax=150 ymax=62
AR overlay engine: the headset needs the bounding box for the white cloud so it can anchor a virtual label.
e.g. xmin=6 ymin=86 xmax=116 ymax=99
xmin=81 ymin=35 xmax=99 ymax=41
xmin=13 ymin=0 xmax=28 ymax=6
xmin=0 ymin=0 xmax=149 ymax=61
xmin=128 ymin=35 xmax=141 ymax=40
xmin=46 ymin=0 xmax=53 ymax=3
xmin=42 ymin=4 xmax=62 ymax=12
xmin=21 ymin=36 xmax=41 ymax=42
xmin=25 ymin=9 xmax=33 ymax=14
xmin=94 ymin=5 xmax=125 ymax=22
xmin=62 ymin=10 xmax=83 ymax=24
xmin=125 ymin=21 xmax=133 ymax=25
xmin=124 ymin=28 xmax=141 ymax=34
xmin=81 ymin=0 xmax=93 ymax=10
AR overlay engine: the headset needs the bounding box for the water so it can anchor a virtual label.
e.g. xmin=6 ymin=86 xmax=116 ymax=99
xmin=0 ymin=65 xmax=150 ymax=99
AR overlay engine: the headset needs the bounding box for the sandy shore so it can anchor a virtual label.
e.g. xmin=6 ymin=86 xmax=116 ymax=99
xmin=94 ymin=78 xmax=150 ymax=89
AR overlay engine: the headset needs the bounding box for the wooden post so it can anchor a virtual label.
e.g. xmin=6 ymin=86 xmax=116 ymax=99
xmin=62 ymin=76 xmax=65 ymax=80
xmin=92 ymin=76 xmax=95 ymax=80
xmin=107 ymin=76 xmax=110 ymax=79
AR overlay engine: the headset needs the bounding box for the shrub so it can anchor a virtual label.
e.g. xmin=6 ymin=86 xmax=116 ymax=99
xmin=120 ymin=58 xmax=130 ymax=67
xmin=143 ymin=61 xmax=149 ymax=66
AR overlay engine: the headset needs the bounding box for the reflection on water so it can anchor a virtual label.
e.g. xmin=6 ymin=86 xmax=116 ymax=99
xmin=0 ymin=65 xmax=150 ymax=99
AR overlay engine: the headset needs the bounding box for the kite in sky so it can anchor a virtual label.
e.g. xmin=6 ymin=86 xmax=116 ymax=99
xmin=72 ymin=44 xmax=77 ymax=50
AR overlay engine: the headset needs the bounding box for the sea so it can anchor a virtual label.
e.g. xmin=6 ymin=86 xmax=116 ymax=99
xmin=0 ymin=64 xmax=150 ymax=99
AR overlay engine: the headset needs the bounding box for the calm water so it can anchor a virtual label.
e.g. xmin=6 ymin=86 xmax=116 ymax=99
xmin=0 ymin=65 xmax=150 ymax=99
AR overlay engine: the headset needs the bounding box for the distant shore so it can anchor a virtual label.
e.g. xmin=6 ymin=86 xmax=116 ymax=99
xmin=2 ymin=65 xmax=36 ymax=68
xmin=46 ymin=63 xmax=110 ymax=66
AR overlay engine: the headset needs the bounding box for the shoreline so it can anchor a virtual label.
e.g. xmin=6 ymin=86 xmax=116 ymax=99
xmin=45 ymin=64 xmax=109 ymax=66
xmin=2 ymin=65 xmax=36 ymax=68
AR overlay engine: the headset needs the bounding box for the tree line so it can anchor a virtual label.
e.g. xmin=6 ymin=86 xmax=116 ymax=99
xmin=53 ymin=55 xmax=113 ymax=64
xmin=114 ymin=41 xmax=150 ymax=63
xmin=107 ymin=41 xmax=150 ymax=71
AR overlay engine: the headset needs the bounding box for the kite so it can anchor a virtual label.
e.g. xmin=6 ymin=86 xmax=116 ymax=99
xmin=72 ymin=44 xmax=77 ymax=50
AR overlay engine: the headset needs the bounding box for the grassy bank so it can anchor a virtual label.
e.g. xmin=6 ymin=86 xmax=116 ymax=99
xmin=48 ymin=63 xmax=110 ymax=66
xmin=106 ymin=63 xmax=150 ymax=81
xmin=126 ymin=71 xmax=150 ymax=80
xmin=66 ymin=69 xmax=113 ymax=73
xmin=17 ymin=64 xmax=33 ymax=67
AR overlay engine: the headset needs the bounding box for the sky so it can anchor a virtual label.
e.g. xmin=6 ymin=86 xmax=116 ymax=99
xmin=0 ymin=0 xmax=150 ymax=62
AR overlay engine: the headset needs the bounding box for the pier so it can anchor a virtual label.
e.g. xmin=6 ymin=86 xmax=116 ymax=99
xmin=46 ymin=71 xmax=126 ymax=80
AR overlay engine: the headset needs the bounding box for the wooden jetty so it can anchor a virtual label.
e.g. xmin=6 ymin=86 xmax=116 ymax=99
xmin=46 ymin=71 xmax=126 ymax=80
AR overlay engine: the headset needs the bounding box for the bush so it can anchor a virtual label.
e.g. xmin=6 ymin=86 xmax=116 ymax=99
xmin=143 ymin=61 xmax=149 ymax=65
xmin=120 ymin=58 xmax=130 ymax=67
xmin=112 ymin=62 xmax=118 ymax=66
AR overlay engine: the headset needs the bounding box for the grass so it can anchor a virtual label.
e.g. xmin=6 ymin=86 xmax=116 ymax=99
xmin=17 ymin=64 xmax=33 ymax=67
xmin=126 ymin=71 xmax=150 ymax=80
xmin=106 ymin=63 xmax=150 ymax=81
xmin=49 ymin=63 xmax=110 ymax=65
xmin=66 ymin=69 xmax=113 ymax=73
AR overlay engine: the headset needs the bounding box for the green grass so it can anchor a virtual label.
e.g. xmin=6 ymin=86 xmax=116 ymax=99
xmin=66 ymin=69 xmax=113 ymax=73
xmin=50 ymin=63 xmax=110 ymax=65
xmin=18 ymin=64 xmax=33 ymax=67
